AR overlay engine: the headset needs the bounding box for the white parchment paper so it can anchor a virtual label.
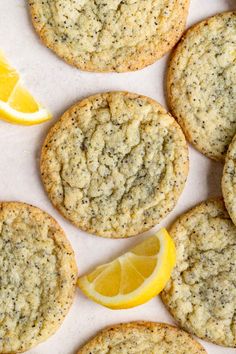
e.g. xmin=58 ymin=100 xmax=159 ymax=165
xmin=0 ymin=1 xmax=235 ymax=353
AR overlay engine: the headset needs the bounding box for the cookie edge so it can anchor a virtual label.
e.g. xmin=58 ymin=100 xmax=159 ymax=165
xmin=222 ymin=133 xmax=236 ymax=225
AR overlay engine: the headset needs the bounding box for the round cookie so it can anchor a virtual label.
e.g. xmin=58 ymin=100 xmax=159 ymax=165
xmin=40 ymin=92 xmax=189 ymax=238
xmin=77 ymin=321 xmax=206 ymax=353
xmin=222 ymin=134 xmax=236 ymax=225
xmin=0 ymin=202 xmax=78 ymax=353
xmin=161 ymin=199 xmax=236 ymax=347
xmin=28 ymin=0 xmax=189 ymax=72
xmin=167 ymin=12 xmax=236 ymax=161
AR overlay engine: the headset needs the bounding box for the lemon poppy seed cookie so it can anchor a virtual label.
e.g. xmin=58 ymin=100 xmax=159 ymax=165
xmin=0 ymin=202 xmax=78 ymax=353
xmin=222 ymin=134 xmax=236 ymax=225
xmin=161 ymin=199 xmax=236 ymax=347
xmin=77 ymin=321 xmax=206 ymax=353
xmin=28 ymin=0 xmax=189 ymax=72
xmin=41 ymin=92 xmax=188 ymax=238
xmin=167 ymin=12 xmax=236 ymax=161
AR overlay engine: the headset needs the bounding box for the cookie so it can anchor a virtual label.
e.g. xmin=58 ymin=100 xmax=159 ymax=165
xmin=167 ymin=12 xmax=236 ymax=161
xmin=77 ymin=321 xmax=206 ymax=353
xmin=40 ymin=92 xmax=189 ymax=238
xmin=0 ymin=202 xmax=78 ymax=353
xmin=222 ymin=134 xmax=236 ymax=225
xmin=28 ymin=0 xmax=189 ymax=72
xmin=161 ymin=199 xmax=236 ymax=347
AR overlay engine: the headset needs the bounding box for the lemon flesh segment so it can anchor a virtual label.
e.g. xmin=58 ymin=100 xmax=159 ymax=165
xmin=78 ymin=228 xmax=176 ymax=309
xmin=0 ymin=51 xmax=51 ymax=125
xmin=0 ymin=72 xmax=19 ymax=102
xmin=9 ymin=84 xmax=40 ymax=113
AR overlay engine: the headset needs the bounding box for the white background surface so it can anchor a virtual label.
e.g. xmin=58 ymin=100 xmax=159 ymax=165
xmin=0 ymin=1 xmax=235 ymax=353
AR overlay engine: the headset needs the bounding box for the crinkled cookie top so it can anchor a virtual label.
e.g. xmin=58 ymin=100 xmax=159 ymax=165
xmin=78 ymin=321 xmax=206 ymax=353
xmin=162 ymin=199 xmax=236 ymax=347
xmin=0 ymin=202 xmax=77 ymax=353
xmin=41 ymin=92 xmax=188 ymax=238
xmin=28 ymin=0 xmax=189 ymax=72
xmin=167 ymin=12 xmax=236 ymax=160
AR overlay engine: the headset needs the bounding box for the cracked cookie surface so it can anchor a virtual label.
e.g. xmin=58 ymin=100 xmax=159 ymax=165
xmin=222 ymin=134 xmax=236 ymax=226
xmin=41 ymin=92 xmax=188 ymax=238
xmin=167 ymin=12 xmax=236 ymax=161
xmin=0 ymin=202 xmax=77 ymax=353
xmin=28 ymin=0 xmax=189 ymax=72
xmin=77 ymin=321 xmax=206 ymax=353
xmin=161 ymin=199 xmax=236 ymax=347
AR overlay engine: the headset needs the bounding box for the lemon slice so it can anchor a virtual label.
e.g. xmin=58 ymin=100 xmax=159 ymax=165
xmin=0 ymin=51 xmax=51 ymax=125
xmin=78 ymin=228 xmax=176 ymax=309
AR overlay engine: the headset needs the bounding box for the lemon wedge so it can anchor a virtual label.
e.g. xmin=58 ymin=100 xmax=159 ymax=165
xmin=0 ymin=51 xmax=51 ymax=125
xmin=78 ymin=228 xmax=176 ymax=309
